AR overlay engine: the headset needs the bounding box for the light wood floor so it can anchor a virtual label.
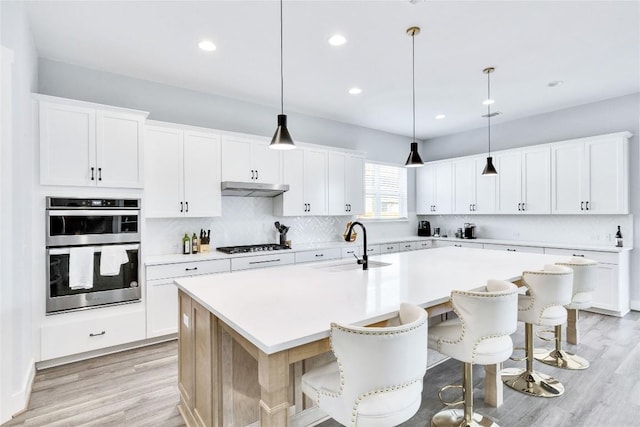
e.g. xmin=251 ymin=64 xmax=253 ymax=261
xmin=4 ymin=311 xmax=639 ymax=427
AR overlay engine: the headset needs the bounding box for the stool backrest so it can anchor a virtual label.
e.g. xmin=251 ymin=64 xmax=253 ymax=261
xmin=521 ymin=265 xmax=573 ymax=321
xmin=328 ymin=303 xmax=428 ymax=422
xmin=449 ymin=280 xmax=519 ymax=362
xmin=557 ymin=258 xmax=598 ymax=301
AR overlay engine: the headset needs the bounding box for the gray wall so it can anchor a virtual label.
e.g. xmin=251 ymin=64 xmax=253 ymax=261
xmin=37 ymin=58 xmax=418 ymax=213
xmin=422 ymin=93 xmax=640 ymax=306
xmin=0 ymin=0 xmax=38 ymax=422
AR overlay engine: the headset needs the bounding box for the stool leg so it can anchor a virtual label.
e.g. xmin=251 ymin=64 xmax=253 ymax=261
xmin=534 ymin=318 xmax=590 ymax=370
xmin=432 ymin=362 xmax=500 ymax=427
xmin=502 ymin=323 xmax=565 ymax=397
xmin=566 ymin=308 xmax=579 ymax=344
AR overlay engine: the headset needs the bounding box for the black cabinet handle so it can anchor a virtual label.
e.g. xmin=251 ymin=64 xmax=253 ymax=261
xmin=581 ymin=201 xmax=584 ymax=210
xmin=180 ymin=201 xmax=184 ymax=212
xmin=469 ymin=204 xmax=472 ymax=211
xmin=90 ymin=167 xmax=95 ymax=181
xmin=98 ymin=167 xmax=102 ymax=181
xmin=572 ymin=254 xmax=585 ymax=257
xmin=345 ymin=204 xmax=348 ymax=212
xmin=89 ymin=331 xmax=106 ymax=337
xmin=315 ymin=253 xmax=324 ymax=257
xmin=255 ymin=170 xmax=259 ymax=180
xmin=249 ymin=259 xmax=280 ymax=265
xmin=454 ymin=244 xmax=462 ymax=247
xmin=585 ymin=201 xmax=589 ymax=210
xmin=507 ymin=248 xmax=516 ymax=252
xmin=521 ymin=202 xmax=525 ymax=211
xmin=185 ymin=201 xmax=189 ymax=213
xmin=185 ymin=267 xmax=198 ymax=271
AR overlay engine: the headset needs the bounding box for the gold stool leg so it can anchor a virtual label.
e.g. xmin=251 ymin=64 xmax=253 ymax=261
xmin=431 ymin=363 xmax=500 ymax=427
xmin=502 ymin=323 xmax=565 ymax=398
xmin=534 ymin=322 xmax=590 ymax=370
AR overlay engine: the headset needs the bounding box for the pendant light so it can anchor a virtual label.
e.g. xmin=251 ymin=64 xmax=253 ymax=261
xmin=404 ymin=26 xmax=424 ymax=168
xmin=269 ymin=0 xmax=295 ymax=150
xmin=481 ymin=67 xmax=498 ymax=175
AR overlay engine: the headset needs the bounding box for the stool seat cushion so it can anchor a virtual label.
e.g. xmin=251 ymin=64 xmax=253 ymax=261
xmin=566 ymin=291 xmax=592 ymax=310
xmin=518 ymin=295 xmax=567 ymax=325
xmin=429 ymin=318 xmax=514 ymax=365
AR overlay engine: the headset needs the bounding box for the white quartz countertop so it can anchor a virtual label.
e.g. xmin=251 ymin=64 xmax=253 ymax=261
xmin=174 ymin=247 xmax=571 ymax=355
xmin=145 ymin=235 xmax=628 ymax=265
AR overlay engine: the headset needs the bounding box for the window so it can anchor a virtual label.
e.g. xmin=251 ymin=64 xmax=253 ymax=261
xmin=360 ymin=162 xmax=407 ymax=220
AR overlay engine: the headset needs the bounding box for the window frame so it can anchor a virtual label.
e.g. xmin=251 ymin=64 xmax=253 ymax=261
xmin=358 ymin=161 xmax=408 ymax=221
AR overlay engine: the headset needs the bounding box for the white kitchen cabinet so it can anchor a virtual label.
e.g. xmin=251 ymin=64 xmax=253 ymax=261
xmin=221 ymin=135 xmax=281 ymax=184
xmin=379 ymin=243 xmax=399 ymax=254
xmin=145 ymin=124 xmax=221 ymax=218
xmin=543 ymin=247 xmax=629 ymax=316
xmin=415 ymin=240 xmax=433 ymax=250
xmin=495 ymin=145 xmax=550 ymax=214
xmin=452 ymin=156 xmax=496 ymax=214
xmin=363 ymin=244 xmax=381 ymax=256
xmin=399 ymin=241 xmax=417 ymax=252
xmin=275 ymin=147 xmax=328 ymax=216
xmin=231 ymin=252 xmax=295 ymax=271
xmin=433 ymin=240 xmax=484 ymax=249
xmin=295 ymin=248 xmax=341 ymax=264
xmin=341 ymin=246 xmax=362 ymax=258
xmin=416 ymin=161 xmax=452 ymax=214
xmin=328 ymin=152 xmax=365 ymax=215
xmin=482 ymin=243 xmax=544 ymax=254
xmin=40 ymin=303 xmax=146 ymax=361
xmin=145 ymin=259 xmax=230 ymax=338
xmin=39 ymin=96 xmax=147 ymax=188
xmin=551 ymin=132 xmax=630 ymax=214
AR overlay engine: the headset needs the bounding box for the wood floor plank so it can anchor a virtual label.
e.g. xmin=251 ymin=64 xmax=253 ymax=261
xmin=3 ymin=312 xmax=638 ymax=427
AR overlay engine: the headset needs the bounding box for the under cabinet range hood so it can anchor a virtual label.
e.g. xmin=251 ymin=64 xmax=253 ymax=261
xmin=220 ymin=181 xmax=290 ymax=197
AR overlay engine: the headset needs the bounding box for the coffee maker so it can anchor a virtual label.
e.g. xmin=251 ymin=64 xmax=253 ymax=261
xmin=418 ymin=221 xmax=431 ymax=236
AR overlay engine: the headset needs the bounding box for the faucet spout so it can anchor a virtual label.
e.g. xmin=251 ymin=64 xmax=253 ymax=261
xmin=345 ymin=221 xmax=368 ymax=270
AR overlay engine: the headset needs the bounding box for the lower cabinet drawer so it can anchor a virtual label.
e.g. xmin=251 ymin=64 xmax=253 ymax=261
xmin=364 ymin=244 xmax=381 ymax=256
xmin=380 ymin=243 xmax=399 ymax=254
xmin=399 ymin=242 xmax=417 ymax=251
xmin=415 ymin=240 xmax=433 ymax=250
xmin=341 ymin=246 xmax=362 ymax=258
xmin=231 ymin=252 xmax=295 ymax=271
xmin=41 ymin=307 xmax=146 ymax=361
xmin=483 ymin=243 xmax=544 ymax=254
xmin=146 ymin=258 xmax=230 ymax=280
xmin=295 ymin=248 xmax=341 ymax=264
xmin=543 ymin=248 xmax=619 ymax=264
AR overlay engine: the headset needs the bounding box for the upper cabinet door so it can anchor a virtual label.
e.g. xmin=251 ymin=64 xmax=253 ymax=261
xmin=183 ymin=132 xmax=221 ymax=217
xmin=96 ymin=111 xmax=143 ymax=188
xmin=416 ymin=163 xmax=436 ymax=214
xmin=345 ymin=154 xmax=365 ymax=215
xmin=144 ymin=127 xmax=184 ymax=218
xmin=585 ymin=137 xmax=628 ymax=214
xmin=474 ymin=156 xmax=496 ymax=214
xmin=521 ymin=146 xmax=550 ymax=214
xmin=303 ymin=148 xmax=328 ymax=215
xmin=551 ymin=141 xmax=584 ymax=214
xmin=277 ymin=149 xmax=305 ymax=216
xmin=252 ymin=142 xmax=282 ymax=184
xmin=221 ymin=136 xmax=253 ymax=182
xmin=40 ymin=102 xmax=95 ymax=186
xmin=433 ymin=162 xmax=452 ymax=214
xmin=452 ymin=158 xmax=475 ymax=214
xmin=327 ymin=152 xmax=347 ymax=215
xmin=495 ymin=151 xmax=522 ymax=214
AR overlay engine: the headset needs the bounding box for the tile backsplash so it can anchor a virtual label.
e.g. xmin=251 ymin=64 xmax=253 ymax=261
xmin=420 ymin=214 xmax=634 ymax=247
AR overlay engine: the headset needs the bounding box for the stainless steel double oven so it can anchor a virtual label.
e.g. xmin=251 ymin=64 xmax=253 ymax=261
xmin=45 ymin=197 xmax=141 ymax=314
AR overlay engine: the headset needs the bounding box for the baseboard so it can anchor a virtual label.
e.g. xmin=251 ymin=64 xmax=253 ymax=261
xmin=1 ymin=357 xmax=36 ymax=424
xmin=630 ymin=300 xmax=640 ymax=312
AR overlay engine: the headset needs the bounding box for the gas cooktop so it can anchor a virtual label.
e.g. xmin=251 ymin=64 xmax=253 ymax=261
xmin=216 ymin=243 xmax=291 ymax=254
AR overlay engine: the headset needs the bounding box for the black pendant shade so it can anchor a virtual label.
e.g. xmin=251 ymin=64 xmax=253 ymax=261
xmin=405 ymin=142 xmax=424 ymax=167
xmin=270 ymin=114 xmax=295 ymax=150
xmin=482 ymin=156 xmax=498 ymax=175
xmin=404 ymin=26 xmax=424 ymax=168
xmin=269 ymin=0 xmax=295 ymax=150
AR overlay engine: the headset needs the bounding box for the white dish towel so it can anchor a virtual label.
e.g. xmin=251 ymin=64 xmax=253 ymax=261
xmin=100 ymin=246 xmax=129 ymax=276
xmin=69 ymin=247 xmax=95 ymax=290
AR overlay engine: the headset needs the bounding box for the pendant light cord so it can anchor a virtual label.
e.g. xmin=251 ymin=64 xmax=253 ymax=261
xmin=412 ymin=32 xmax=416 ymax=143
xmin=279 ymin=0 xmax=284 ymax=115
xmin=487 ymin=70 xmax=491 ymax=156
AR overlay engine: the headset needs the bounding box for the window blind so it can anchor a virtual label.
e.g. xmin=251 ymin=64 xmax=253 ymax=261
xmin=360 ymin=162 xmax=407 ymax=219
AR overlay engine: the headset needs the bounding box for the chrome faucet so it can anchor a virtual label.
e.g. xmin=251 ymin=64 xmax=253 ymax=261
xmin=344 ymin=221 xmax=368 ymax=270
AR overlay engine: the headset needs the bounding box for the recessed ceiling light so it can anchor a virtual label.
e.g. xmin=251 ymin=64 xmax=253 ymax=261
xmin=328 ymin=34 xmax=347 ymax=46
xmin=435 ymin=114 xmax=446 ymax=120
xmin=482 ymin=99 xmax=495 ymax=105
xmin=547 ymin=80 xmax=564 ymax=87
xmin=198 ymin=40 xmax=216 ymax=52
xmin=348 ymin=87 xmax=362 ymax=95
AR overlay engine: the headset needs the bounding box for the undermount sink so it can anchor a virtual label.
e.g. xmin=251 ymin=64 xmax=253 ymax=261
xmin=314 ymin=260 xmax=392 ymax=272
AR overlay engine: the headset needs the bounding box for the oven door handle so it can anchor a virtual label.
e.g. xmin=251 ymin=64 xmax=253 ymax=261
xmin=47 ymin=243 xmax=140 ymax=255
xmin=47 ymin=210 xmax=139 ymax=217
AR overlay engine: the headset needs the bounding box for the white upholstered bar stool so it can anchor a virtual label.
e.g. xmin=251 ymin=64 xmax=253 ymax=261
xmin=428 ymin=280 xmax=519 ymax=427
xmin=301 ymin=303 xmax=428 ymax=427
xmin=502 ymin=265 xmax=573 ymax=398
xmin=534 ymin=257 xmax=598 ymax=370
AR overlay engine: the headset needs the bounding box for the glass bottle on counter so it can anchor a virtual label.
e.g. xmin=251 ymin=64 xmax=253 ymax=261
xmin=192 ymin=232 xmax=198 ymax=254
xmin=183 ymin=233 xmax=191 ymax=254
xmin=615 ymin=226 xmax=623 ymax=247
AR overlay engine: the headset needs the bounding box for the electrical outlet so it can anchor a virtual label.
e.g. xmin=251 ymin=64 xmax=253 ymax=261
xmin=183 ymin=313 xmax=190 ymax=328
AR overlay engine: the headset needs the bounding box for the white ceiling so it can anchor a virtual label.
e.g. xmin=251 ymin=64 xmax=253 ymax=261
xmin=25 ymin=0 xmax=639 ymax=139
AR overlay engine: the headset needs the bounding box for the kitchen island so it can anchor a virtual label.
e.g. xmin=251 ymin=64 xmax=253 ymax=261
xmin=174 ymin=246 xmax=569 ymax=427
